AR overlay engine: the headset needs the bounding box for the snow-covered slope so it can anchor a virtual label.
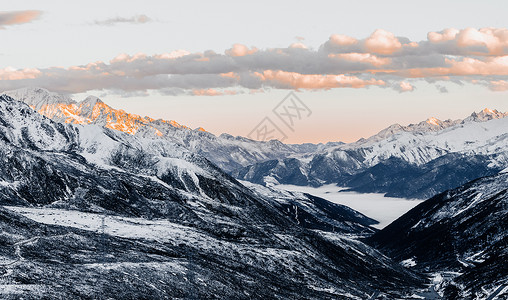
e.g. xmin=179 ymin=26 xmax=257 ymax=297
xmin=368 ymin=172 xmax=508 ymax=299
xmin=0 ymin=94 xmax=425 ymax=299
xmin=356 ymin=117 xmax=462 ymax=145
xmin=355 ymin=108 xmax=506 ymax=146
xmin=341 ymin=113 xmax=508 ymax=167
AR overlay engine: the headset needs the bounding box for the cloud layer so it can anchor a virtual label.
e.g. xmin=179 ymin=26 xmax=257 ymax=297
xmin=0 ymin=10 xmax=41 ymax=29
xmin=94 ymin=14 xmax=151 ymax=26
xmin=2 ymin=27 xmax=508 ymax=95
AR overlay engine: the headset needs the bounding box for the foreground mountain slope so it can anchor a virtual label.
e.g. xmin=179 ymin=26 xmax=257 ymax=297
xmin=0 ymin=94 xmax=424 ymax=298
xmin=235 ymin=110 xmax=508 ymax=198
xmin=367 ymin=172 xmax=508 ymax=299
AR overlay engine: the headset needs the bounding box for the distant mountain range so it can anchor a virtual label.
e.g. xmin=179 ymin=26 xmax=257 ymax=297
xmin=234 ymin=108 xmax=508 ymax=198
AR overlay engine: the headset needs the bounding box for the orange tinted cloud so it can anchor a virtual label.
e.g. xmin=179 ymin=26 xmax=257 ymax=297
xmin=225 ymin=44 xmax=258 ymax=57
xmin=289 ymin=42 xmax=307 ymax=49
xmin=110 ymin=51 xmax=190 ymax=63
xmin=365 ymin=29 xmax=402 ymax=55
xmin=192 ymin=89 xmax=237 ymax=96
xmin=429 ymin=27 xmax=508 ymax=55
xmin=329 ymin=34 xmax=358 ymax=46
xmin=448 ymin=56 xmax=508 ymax=75
xmin=94 ymin=14 xmax=152 ymax=26
xmin=428 ymin=28 xmax=460 ymax=43
xmin=0 ymin=67 xmax=41 ymax=80
xmin=255 ymin=70 xmax=385 ymax=90
xmin=489 ymin=80 xmax=508 ymax=91
xmin=220 ymin=72 xmax=240 ymax=79
xmin=457 ymin=28 xmax=508 ymax=55
xmin=154 ymin=50 xmax=191 ymax=60
xmin=0 ymin=10 xmax=41 ymax=28
xmin=329 ymin=53 xmax=391 ymax=67
xmin=398 ymin=81 xmax=415 ymax=92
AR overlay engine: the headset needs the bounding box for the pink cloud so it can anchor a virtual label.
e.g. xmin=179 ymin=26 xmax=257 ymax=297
xmin=367 ymin=56 xmax=508 ymax=78
xmin=154 ymin=50 xmax=191 ymax=60
xmin=329 ymin=34 xmax=358 ymax=46
xmin=365 ymin=29 xmax=402 ymax=55
xmin=457 ymin=27 xmax=508 ymax=55
xmin=489 ymin=80 xmax=508 ymax=91
xmin=398 ymin=81 xmax=415 ymax=92
xmin=428 ymin=28 xmax=460 ymax=43
xmin=111 ymin=50 xmax=190 ymax=63
xmin=192 ymin=89 xmax=237 ymax=96
xmin=429 ymin=27 xmax=508 ymax=55
xmin=255 ymin=70 xmax=385 ymax=90
xmin=220 ymin=72 xmax=240 ymax=79
xmin=94 ymin=14 xmax=152 ymax=26
xmin=225 ymin=44 xmax=258 ymax=57
xmin=447 ymin=56 xmax=508 ymax=76
xmin=0 ymin=67 xmax=41 ymax=80
xmin=329 ymin=53 xmax=391 ymax=66
xmin=0 ymin=10 xmax=41 ymax=28
xmin=289 ymin=42 xmax=307 ymax=49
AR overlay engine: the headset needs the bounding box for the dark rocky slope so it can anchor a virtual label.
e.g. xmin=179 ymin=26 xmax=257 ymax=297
xmin=367 ymin=172 xmax=508 ymax=299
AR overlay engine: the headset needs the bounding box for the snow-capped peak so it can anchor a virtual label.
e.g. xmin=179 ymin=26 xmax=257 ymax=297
xmin=361 ymin=108 xmax=507 ymax=146
xmin=426 ymin=117 xmax=441 ymax=126
xmin=2 ymin=87 xmax=75 ymax=111
xmin=79 ymin=95 xmax=104 ymax=106
xmin=3 ymin=87 xmax=194 ymax=136
xmin=464 ymin=108 xmax=508 ymax=122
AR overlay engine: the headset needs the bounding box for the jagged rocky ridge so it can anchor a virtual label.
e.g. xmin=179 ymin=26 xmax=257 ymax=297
xmin=0 ymin=94 xmax=424 ymax=299
xmin=367 ymin=172 xmax=508 ymax=299
xmin=3 ymin=87 xmax=340 ymax=173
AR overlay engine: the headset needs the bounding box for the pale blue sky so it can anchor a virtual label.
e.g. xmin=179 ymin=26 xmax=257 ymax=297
xmin=2 ymin=0 xmax=506 ymax=68
xmin=1 ymin=0 xmax=508 ymax=142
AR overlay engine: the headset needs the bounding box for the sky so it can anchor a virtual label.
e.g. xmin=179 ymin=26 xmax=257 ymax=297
xmin=1 ymin=0 xmax=508 ymax=143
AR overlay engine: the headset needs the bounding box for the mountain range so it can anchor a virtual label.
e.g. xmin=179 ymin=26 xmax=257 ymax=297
xmin=234 ymin=108 xmax=508 ymax=198
xmin=0 ymin=93 xmax=425 ymax=299
xmin=6 ymin=87 xmax=508 ymax=200
xmin=0 ymin=87 xmax=506 ymax=299
xmin=4 ymin=87 xmax=339 ymax=174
